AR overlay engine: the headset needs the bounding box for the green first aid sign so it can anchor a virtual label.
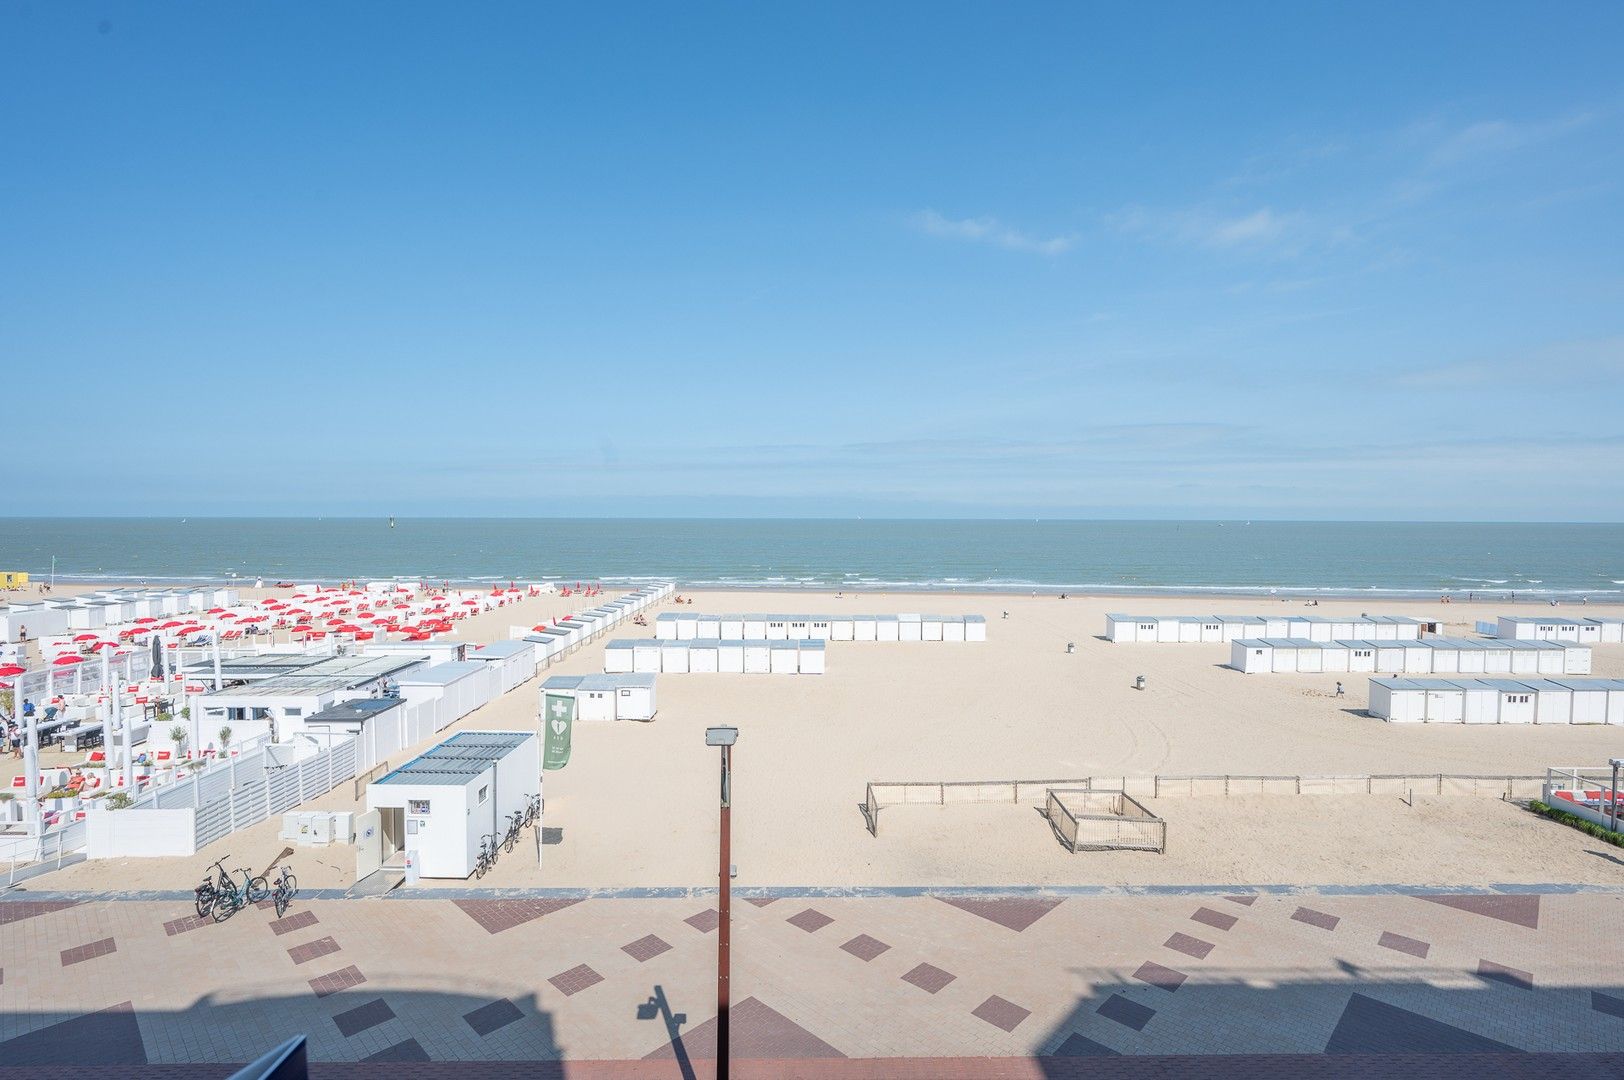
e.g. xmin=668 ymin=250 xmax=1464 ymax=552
xmin=543 ymin=692 xmax=574 ymax=770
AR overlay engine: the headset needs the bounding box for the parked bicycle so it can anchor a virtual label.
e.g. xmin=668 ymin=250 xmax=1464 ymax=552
xmin=475 ymin=833 xmax=500 ymax=878
xmin=502 ymin=810 xmax=525 ymax=853
xmin=270 ymin=865 xmax=299 ymax=918
xmin=193 ymin=857 xmax=234 ymax=919
xmin=523 ymin=792 xmax=542 ymax=828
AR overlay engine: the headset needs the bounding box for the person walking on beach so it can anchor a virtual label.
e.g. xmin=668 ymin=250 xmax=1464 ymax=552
xmin=1334 ymin=682 xmax=1345 ymax=698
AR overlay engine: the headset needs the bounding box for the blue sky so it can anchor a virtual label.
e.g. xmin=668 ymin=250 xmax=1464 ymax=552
xmin=3 ymin=3 xmax=1622 ymax=519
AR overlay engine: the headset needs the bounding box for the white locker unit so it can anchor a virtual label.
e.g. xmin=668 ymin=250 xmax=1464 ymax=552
xmin=604 ymin=640 xmax=635 ymax=674
xmin=688 ymin=642 xmax=720 ymax=673
xmin=942 ymin=616 xmax=966 ymax=642
xmin=743 ymin=615 xmax=769 ymax=639
xmin=876 ymin=616 xmax=900 ymax=642
xmin=696 ymin=616 xmax=722 ymax=640
xmin=965 ymin=615 xmax=987 ymax=642
xmin=1488 ymin=680 xmax=1536 ymax=725
xmin=921 ymin=616 xmax=944 ymax=642
xmin=718 ymin=641 xmax=745 ymax=673
xmin=853 ymin=616 xmax=878 ymax=642
xmin=798 ymin=640 xmax=826 ymax=674
xmin=743 ymin=642 xmax=771 ymax=674
xmin=769 ymin=640 xmax=799 ymax=674
xmin=676 ymin=614 xmax=698 ymax=641
xmin=1527 ymin=679 xmax=1573 ymax=725
xmin=1460 ymin=682 xmax=1499 ymax=724
xmin=655 ymin=613 xmax=679 ymax=641
xmin=721 ymin=617 xmax=746 ymax=639
xmin=765 ymin=619 xmax=790 ymax=641
xmin=830 ymin=617 xmax=855 ymax=641
xmin=1562 ymin=680 xmax=1610 ymax=725
xmin=898 ymin=614 xmax=922 ymax=642
xmin=661 ymin=641 xmax=691 ymax=674
xmin=633 ymin=641 xmax=663 ymax=674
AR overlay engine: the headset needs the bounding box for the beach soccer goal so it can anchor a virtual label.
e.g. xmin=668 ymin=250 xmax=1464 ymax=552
xmin=1044 ymin=788 xmax=1166 ymax=854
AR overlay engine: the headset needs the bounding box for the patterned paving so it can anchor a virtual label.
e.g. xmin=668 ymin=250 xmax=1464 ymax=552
xmin=2 ymin=889 xmax=1623 ymax=1073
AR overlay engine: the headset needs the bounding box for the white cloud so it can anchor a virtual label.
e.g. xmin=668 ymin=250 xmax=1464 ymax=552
xmin=1110 ymin=204 xmax=1314 ymax=254
xmin=910 ymin=210 xmax=1076 ymax=255
xmin=1422 ymin=111 xmax=1596 ymax=172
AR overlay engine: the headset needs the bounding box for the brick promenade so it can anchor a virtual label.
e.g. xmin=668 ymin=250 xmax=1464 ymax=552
xmin=4 ymin=889 xmax=1624 ymax=1077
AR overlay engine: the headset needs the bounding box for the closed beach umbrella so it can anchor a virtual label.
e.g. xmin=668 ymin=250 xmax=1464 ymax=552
xmin=150 ymin=636 xmax=163 ymax=679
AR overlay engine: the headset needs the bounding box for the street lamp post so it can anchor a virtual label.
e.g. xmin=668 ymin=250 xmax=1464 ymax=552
xmin=705 ymin=726 xmax=738 ymax=1080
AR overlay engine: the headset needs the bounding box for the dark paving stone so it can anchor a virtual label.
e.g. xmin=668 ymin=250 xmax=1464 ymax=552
xmin=1477 ymin=960 xmax=1534 ymax=991
xmin=548 ymin=963 xmax=603 ymax=997
xmin=1379 ymin=931 xmax=1431 ymax=959
xmin=540 ymin=827 xmax=563 ymax=845
xmin=787 ymin=907 xmax=834 ymax=933
xmin=1421 ymin=893 xmax=1540 ymax=929
xmin=644 ymin=996 xmax=844 ymax=1060
xmin=362 ymin=1038 xmax=430 ymax=1062
xmin=1097 ymin=994 xmax=1156 ymax=1032
xmin=901 ymin=962 xmax=956 ymax=994
xmin=1593 ymin=991 xmax=1624 ymax=1020
xmin=621 ymin=934 xmax=672 ymax=963
xmin=1292 ymin=906 xmax=1340 ymax=931
xmin=163 ymin=914 xmax=209 ymax=936
xmin=60 ymin=937 xmax=116 ymax=966
xmin=685 ymin=908 xmax=720 ymax=933
xmin=333 ymin=997 xmax=396 ymax=1038
xmin=1191 ymin=906 xmax=1238 ymax=931
xmin=287 ymin=936 xmax=341 ymax=965
xmin=0 ymin=1000 xmax=147 ymax=1065
xmin=0 ymin=899 xmax=80 ymax=926
xmin=451 ymin=898 xmax=582 ymax=935
xmin=972 ymin=995 xmax=1030 ymax=1033
xmin=1326 ymin=992 xmax=1517 ymax=1053
xmin=937 ymin=896 xmax=1063 ymax=932
xmin=309 ymin=964 xmax=367 ymax=998
xmin=840 ymin=934 xmax=891 ymax=962
xmin=745 ymin=897 xmax=779 ymax=907
xmin=463 ymin=998 xmax=524 ymax=1037
xmin=1133 ymin=961 xmax=1188 ymax=992
xmin=1224 ymin=894 xmax=1258 ymax=906
xmin=1047 ymin=1031 xmax=1121 ymax=1056
xmin=268 ymin=909 xmax=318 ymax=936
xmin=1164 ymin=932 xmax=1215 ymax=960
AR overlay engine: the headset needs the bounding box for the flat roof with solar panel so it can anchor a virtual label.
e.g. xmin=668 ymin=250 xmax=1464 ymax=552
xmin=375 ymin=730 xmax=533 ymax=786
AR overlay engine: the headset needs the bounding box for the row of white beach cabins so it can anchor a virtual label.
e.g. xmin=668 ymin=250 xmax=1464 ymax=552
xmin=653 ymin=612 xmax=988 ymax=642
xmin=1370 ymin=678 xmax=1624 ymax=725
xmin=606 ymin=639 xmax=825 ymax=675
xmin=511 ymin=583 xmax=677 ymax=662
xmin=1 ymin=587 xmax=244 ymax=641
xmin=1106 ymin=612 xmax=1624 ymax=645
xmin=1230 ymin=637 xmax=1593 ymax=676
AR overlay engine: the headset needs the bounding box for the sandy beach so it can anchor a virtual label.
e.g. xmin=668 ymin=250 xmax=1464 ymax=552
xmin=14 ymin=588 xmax=1624 ymax=894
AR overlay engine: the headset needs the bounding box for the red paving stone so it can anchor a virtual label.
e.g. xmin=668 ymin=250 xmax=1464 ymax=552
xmin=839 ymin=934 xmax=891 ymax=962
xmin=744 ymin=897 xmax=779 ymax=908
xmin=1478 ymin=959 xmax=1535 ymax=990
xmin=333 ymin=998 xmax=396 ymax=1038
xmin=1190 ymin=906 xmax=1238 ymax=931
xmin=462 ymin=998 xmax=525 ymax=1037
xmin=971 ymin=995 xmax=1031 ymax=1033
xmin=1163 ymin=932 xmax=1214 ymax=960
xmin=548 ymin=963 xmax=604 ymax=997
xmin=1132 ymin=960 xmax=1188 ymax=992
xmin=309 ymin=964 xmax=367 ymax=998
xmin=1421 ymin=893 xmax=1541 ymax=929
xmin=162 ymin=914 xmax=210 ymax=937
xmin=1378 ymin=930 xmax=1430 ymax=958
xmin=287 ymin=936 xmax=342 ymax=965
xmin=450 ymin=898 xmax=582 ymax=935
xmin=684 ymin=908 xmax=720 ymax=933
xmin=620 ymin=934 xmax=672 ymax=962
xmin=1224 ymin=895 xmax=1258 ymax=906
xmin=643 ymin=997 xmax=845 ymax=1060
xmin=787 ymin=907 xmax=835 ymax=933
xmin=0 ymin=900 xmax=80 ymax=926
xmin=937 ymin=896 xmax=1063 ymax=932
xmin=268 ymin=910 xmax=318 ymax=936
xmin=1291 ymin=906 xmax=1340 ymax=931
xmin=901 ymin=962 xmax=956 ymax=994
xmin=60 ymin=937 xmax=117 ymax=966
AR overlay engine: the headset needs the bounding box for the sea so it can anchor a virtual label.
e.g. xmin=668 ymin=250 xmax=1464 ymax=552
xmin=1 ymin=518 xmax=1620 ymax=601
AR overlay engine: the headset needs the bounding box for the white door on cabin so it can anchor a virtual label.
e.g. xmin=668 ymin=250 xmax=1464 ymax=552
xmin=1297 ymin=649 xmax=1324 ymax=673
xmin=1571 ymin=692 xmax=1606 ymax=725
xmin=1348 ymin=649 xmax=1375 ymax=673
xmin=1534 ymin=691 xmax=1571 ymax=724
xmin=1499 ymin=691 xmax=1535 ymax=724
xmin=1424 ymin=690 xmax=1463 ymax=723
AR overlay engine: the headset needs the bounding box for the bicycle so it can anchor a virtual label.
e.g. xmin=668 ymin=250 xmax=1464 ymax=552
xmin=193 ymin=857 xmax=234 ymax=919
xmin=209 ymin=872 xmax=244 ymax=922
xmin=270 ymin=865 xmax=299 ymax=918
xmin=502 ymin=811 xmax=524 ymax=854
xmin=238 ymin=866 xmax=270 ymax=906
xmin=475 ymin=833 xmax=499 ymax=878
xmin=523 ymin=792 xmax=542 ymax=828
